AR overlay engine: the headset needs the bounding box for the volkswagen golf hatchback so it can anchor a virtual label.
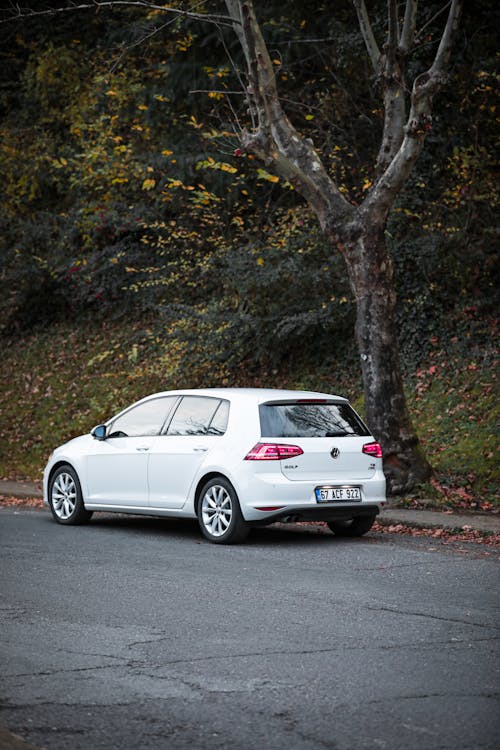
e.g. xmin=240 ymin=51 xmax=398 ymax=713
xmin=43 ymin=388 xmax=386 ymax=543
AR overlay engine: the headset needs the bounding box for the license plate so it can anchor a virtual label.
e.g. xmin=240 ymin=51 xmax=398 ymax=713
xmin=315 ymin=486 xmax=361 ymax=503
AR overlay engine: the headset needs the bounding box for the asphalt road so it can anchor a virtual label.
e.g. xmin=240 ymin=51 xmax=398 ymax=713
xmin=1 ymin=508 xmax=499 ymax=750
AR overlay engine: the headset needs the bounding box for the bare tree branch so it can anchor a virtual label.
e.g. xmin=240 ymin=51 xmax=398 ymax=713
xmin=352 ymin=0 xmax=381 ymax=71
xmin=225 ymin=1 xmax=353 ymax=231
xmin=0 ymin=1 xmax=238 ymax=28
xmin=366 ymin=0 xmax=462 ymax=217
xmin=372 ymin=0 xmax=406 ymax=173
xmin=428 ymin=0 xmax=461 ymax=81
xmin=400 ymin=0 xmax=418 ymax=53
xmin=388 ymin=0 xmax=399 ymax=51
xmin=108 ymin=18 xmax=173 ymax=72
xmin=215 ymin=18 xmax=255 ymax=131
xmin=415 ymin=2 xmax=451 ymax=43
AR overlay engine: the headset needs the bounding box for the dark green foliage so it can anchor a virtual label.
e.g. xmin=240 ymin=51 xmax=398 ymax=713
xmin=157 ymin=221 xmax=356 ymax=375
xmin=389 ymin=0 xmax=499 ymax=368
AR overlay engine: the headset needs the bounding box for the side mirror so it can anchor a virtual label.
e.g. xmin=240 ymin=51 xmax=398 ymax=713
xmin=91 ymin=424 xmax=107 ymax=441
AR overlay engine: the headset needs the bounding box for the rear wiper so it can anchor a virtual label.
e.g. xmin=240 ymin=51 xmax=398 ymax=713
xmin=325 ymin=431 xmax=353 ymax=437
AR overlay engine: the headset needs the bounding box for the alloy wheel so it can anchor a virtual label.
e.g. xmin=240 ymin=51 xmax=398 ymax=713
xmin=51 ymin=472 xmax=77 ymax=520
xmin=201 ymin=484 xmax=233 ymax=537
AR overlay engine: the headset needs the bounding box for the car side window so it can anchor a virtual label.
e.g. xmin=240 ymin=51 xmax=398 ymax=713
xmin=165 ymin=396 xmax=222 ymax=436
xmin=207 ymin=399 xmax=229 ymax=435
xmin=108 ymin=397 xmax=177 ymax=438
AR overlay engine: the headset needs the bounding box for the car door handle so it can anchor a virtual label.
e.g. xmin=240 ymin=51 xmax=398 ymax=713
xmin=193 ymin=447 xmax=208 ymax=452
xmin=136 ymin=446 xmax=150 ymax=451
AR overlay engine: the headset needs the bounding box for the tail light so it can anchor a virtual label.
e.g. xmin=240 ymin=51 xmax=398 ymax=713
xmin=244 ymin=443 xmax=304 ymax=460
xmin=362 ymin=442 xmax=383 ymax=459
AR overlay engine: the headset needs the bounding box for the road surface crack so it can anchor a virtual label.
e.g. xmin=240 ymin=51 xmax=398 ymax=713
xmin=365 ymin=605 xmax=500 ymax=630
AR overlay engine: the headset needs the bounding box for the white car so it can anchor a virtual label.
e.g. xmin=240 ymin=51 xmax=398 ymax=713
xmin=43 ymin=388 xmax=386 ymax=544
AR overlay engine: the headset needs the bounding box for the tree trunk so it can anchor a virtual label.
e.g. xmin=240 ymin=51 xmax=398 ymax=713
xmin=339 ymin=216 xmax=431 ymax=494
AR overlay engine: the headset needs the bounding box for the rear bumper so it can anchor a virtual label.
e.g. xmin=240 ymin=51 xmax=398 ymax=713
xmin=236 ymin=469 xmax=386 ymax=522
xmin=248 ymin=503 xmax=381 ymax=526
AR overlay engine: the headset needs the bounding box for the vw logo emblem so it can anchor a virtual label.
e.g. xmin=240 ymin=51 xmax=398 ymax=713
xmin=330 ymin=447 xmax=340 ymax=459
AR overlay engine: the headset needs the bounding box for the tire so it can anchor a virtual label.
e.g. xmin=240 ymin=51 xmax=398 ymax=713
xmin=197 ymin=476 xmax=249 ymax=544
xmin=327 ymin=514 xmax=376 ymax=537
xmin=48 ymin=464 xmax=93 ymax=525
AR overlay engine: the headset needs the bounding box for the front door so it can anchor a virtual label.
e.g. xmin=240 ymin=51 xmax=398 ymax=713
xmin=86 ymin=436 xmax=152 ymax=507
xmin=85 ymin=395 xmax=178 ymax=507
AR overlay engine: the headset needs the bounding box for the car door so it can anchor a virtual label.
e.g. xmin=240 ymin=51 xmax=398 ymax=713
xmin=148 ymin=396 xmax=229 ymax=510
xmin=86 ymin=396 xmax=178 ymax=507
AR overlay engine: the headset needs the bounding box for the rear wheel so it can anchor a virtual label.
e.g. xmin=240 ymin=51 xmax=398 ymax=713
xmin=327 ymin=514 xmax=376 ymax=537
xmin=197 ymin=477 xmax=249 ymax=544
xmin=48 ymin=464 xmax=93 ymax=525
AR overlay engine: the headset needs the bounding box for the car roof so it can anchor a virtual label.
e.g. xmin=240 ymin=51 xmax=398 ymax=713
xmin=142 ymin=388 xmax=348 ymax=404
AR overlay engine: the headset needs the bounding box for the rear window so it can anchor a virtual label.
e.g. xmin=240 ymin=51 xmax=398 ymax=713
xmin=259 ymin=401 xmax=370 ymax=438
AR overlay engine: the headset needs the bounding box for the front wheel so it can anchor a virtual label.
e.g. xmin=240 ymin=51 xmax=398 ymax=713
xmin=327 ymin=514 xmax=376 ymax=537
xmin=48 ymin=464 xmax=93 ymax=525
xmin=197 ymin=477 xmax=249 ymax=544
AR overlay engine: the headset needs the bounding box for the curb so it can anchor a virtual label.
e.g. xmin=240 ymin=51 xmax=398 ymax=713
xmin=0 ymin=481 xmax=42 ymax=499
xmin=379 ymin=507 xmax=500 ymax=535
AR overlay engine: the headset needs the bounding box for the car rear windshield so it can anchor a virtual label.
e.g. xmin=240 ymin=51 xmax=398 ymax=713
xmin=259 ymin=401 xmax=370 ymax=438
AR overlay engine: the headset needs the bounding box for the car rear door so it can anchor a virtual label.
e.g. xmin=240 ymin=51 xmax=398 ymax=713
xmin=148 ymin=397 xmax=229 ymax=510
